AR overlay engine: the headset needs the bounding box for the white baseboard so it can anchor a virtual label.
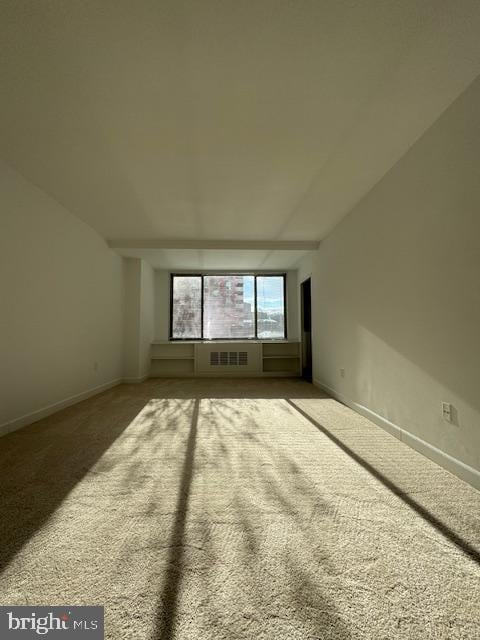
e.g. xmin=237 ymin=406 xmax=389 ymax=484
xmin=313 ymin=379 xmax=480 ymax=491
xmin=0 ymin=378 xmax=123 ymax=438
xmin=122 ymin=375 xmax=149 ymax=384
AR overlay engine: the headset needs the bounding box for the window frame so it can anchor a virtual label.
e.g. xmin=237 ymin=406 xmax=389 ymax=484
xmin=169 ymin=272 xmax=287 ymax=341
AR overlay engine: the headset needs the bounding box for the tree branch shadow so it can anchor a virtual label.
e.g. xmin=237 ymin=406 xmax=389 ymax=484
xmin=152 ymin=398 xmax=200 ymax=639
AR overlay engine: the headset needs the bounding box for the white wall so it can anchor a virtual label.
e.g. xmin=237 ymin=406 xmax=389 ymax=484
xmin=286 ymin=270 xmax=299 ymax=340
xmin=154 ymin=270 xmax=170 ymax=340
xmin=0 ymin=161 xmax=125 ymax=433
xmin=123 ymin=258 xmax=155 ymax=381
xmin=139 ymin=260 xmax=155 ymax=378
xmin=298 ymin=77 xmax=480 ymax=486
xmin=123 ymin=258 xmax=142 ymax=381
xmin=153 ymin=270 xmax=299 ymax=340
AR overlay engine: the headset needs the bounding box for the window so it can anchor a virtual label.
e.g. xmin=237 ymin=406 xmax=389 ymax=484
xmin=256 ymin=275 xmax=286 ymax=339
xmin=170 ymin=274 xmax=286 ymax=340
xmin=203 ymin=275 xmax=255 ymax=339
xmin=171 ymin=276 xmax=202 ymax=339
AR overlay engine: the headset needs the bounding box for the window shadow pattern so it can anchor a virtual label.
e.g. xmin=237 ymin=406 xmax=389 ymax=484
xmin=1 ymin=379 xmax=479 ymax=640
xmin=286 ymin=399 xmax=480 ymax=566
xmin=151 ymin=395 xmax=354 ymax=640
xmin=0 ymin=388 xmax=151 ymax=575
xmin=153 ymin=399 xmax=199 ymax=639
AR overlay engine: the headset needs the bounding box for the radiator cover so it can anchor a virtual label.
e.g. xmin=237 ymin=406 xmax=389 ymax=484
xmin=196 ymin=343 xmax=262 ymax=374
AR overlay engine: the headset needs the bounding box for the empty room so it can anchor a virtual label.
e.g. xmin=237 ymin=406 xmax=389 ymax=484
xmin=1 ymin=1 xmax=480 ymax=639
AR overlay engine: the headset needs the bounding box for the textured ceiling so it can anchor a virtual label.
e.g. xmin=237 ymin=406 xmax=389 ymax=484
xmin=1 ymin=0 xmax=480 ymax=245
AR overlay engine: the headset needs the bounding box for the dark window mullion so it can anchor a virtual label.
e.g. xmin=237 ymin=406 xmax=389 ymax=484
xmin=201 ymin=274 xmax=205 ymax=339
xmin=254 ymin=276 xmax=258 ymax=339
xmin=169 ymin=274 xmax=174 ymax=339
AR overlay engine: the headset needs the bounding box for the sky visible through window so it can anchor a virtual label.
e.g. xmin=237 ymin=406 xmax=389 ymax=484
xmin=257 ymin=276 xmax=285 ymax=338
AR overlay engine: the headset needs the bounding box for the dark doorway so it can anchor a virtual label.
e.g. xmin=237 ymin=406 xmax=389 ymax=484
xmin=301 ymin=278 xmax=312 ymax=382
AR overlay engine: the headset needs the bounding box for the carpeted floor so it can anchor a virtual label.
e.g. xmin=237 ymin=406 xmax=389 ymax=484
xmin=0 ymin=378 xmax=479 ymax=639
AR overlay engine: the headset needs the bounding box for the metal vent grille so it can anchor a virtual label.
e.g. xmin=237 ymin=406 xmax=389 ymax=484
xmin=210 ymin=351 xmax=248 ymax=366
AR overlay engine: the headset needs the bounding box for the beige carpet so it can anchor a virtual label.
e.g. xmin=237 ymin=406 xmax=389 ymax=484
xmin=0 ymin=378 xmax=479 ymax=639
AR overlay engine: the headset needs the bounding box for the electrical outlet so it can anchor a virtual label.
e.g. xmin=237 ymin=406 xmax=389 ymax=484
xmin=442 ymin=402 xmax=452 ymax=423
xmin=340 ymin=368 xmax=345 ymax=378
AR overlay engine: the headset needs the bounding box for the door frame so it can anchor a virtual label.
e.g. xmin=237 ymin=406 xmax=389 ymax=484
xmin=300 ymin=277 xmax=312 ymax=382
